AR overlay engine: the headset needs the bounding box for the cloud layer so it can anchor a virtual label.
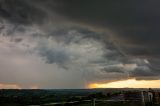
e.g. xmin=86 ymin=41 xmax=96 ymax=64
xmin=0 ymin=0 xmax=160 ymax=88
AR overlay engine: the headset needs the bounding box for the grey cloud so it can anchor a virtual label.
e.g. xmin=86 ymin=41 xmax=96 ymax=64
xmin=48 ymin=27 xmax=104 ymax=44
xmin=0 ymin=0 xmax=160 ymax=88
xmin=102 ymin=67 xmax=124 ymax=73
xmin=130 ymin=66 xmax=159 ymax=77
xmin=0 ymin=0 xmax=46 ymax=25
xmin=49 ymin=0 xmax=160 ymax=59
xmin=40 ymin=49 xmax=69 ymax=64
xmin=10 ymin=38 xmax=23 ymax=43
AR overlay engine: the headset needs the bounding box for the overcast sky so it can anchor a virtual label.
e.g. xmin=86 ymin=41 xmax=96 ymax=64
xmin=0 ymin=0 xmax=160 ymax=89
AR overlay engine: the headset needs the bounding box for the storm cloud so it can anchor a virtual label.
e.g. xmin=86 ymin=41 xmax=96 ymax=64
xmin=0 ymin=0 xmax=160 ymax=88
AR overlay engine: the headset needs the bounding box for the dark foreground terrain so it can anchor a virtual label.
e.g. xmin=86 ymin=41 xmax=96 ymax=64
xmin=0 ymin=88 xmax=160 ymax=106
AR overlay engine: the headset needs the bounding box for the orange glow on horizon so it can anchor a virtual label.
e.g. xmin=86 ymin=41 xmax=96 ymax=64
xmin=0 ymin=84 xmax=21 ymax=89
xmin=88 ymin=79 xmax=160 ymax=88
xmin=30 ymin=85 xmax=39 ymax=89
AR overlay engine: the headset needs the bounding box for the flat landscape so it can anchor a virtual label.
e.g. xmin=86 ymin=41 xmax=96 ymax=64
xmin=0 ymin=88 xmax=160 ymax=106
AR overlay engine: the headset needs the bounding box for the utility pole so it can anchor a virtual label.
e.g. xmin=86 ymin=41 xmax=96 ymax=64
xmin=141 ymin=91 xmax=145 ymax=106
xmin=93 ymin=98 xmax=96 ymax=106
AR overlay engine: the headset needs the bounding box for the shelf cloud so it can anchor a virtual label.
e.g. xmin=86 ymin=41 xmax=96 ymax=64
xmin=0 ymin=0 xmax=160 ymax=88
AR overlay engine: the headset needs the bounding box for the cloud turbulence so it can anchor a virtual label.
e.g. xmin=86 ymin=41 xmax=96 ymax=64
xmin=0 ymin=0 xmax=160 ymax=88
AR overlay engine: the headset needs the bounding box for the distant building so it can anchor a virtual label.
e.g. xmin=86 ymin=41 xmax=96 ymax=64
xmin=148 ymin=91 xmax=153 ymax=102
xmin=123 ymin=89 xmax=160 ymax=104
xmin=124 ymin=91 xmax=142 ymax=101
xmin=152 ymin=91 xmax=160 ymax=103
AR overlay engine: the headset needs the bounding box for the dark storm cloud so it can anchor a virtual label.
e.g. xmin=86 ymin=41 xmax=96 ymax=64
xmin=51 ymin=0 xmax=160 ymax=58
xmin=2 ymin=0 xmax=159 ymax=55
xmin=39 ymin=49 xmax=69 ymax=64
xmin=130 ymin=63 xmax=160 ymax=78
xmin=101 ymin=67 xmax=124 ymax=73
xmin=131 ymin=68 xmax=158 ymax=77
xmin=53 ymin=0 xmax=160 ymax=78
xmin=49 ymin=27 xmax=104 ymax=44
xmin=0 ymin=0 xmax=160 ymax=84
xmin=0 ymin=0 xmax=46 ymax=25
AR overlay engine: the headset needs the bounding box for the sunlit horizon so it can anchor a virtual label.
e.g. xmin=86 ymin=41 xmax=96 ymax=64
xmin=88 ymin=79 xmax=160 ymax=88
